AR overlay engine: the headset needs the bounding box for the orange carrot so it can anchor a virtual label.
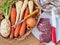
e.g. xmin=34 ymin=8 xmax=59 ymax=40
xmin=14 ymin=24 xmax=21 ymax=37
xmin=19 ymin=7 xmax=29 ymax=36
xmin=10 ymin=28 xmax=15 ymax=39
xmin=10 ymin=7 xmax=16 ymax=39
xmin=14 ymin=12 xmax=25 ymax=37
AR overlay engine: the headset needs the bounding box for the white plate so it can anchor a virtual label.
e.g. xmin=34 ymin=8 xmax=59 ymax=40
xmin=32 ymin=12 xmax=60 ymax=45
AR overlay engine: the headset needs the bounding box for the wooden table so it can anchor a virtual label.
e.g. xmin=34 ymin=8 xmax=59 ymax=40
xmin=0 ymin=34 xmax=41 ymax=45
xmin=0 ymin=33 xmax=60 ymax=45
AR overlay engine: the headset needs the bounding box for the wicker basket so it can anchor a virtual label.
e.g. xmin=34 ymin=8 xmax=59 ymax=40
xmin=0 ymin=0 xmax=41 ymax=43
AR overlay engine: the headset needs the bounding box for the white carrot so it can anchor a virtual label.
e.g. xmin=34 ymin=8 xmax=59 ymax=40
xmin=28 ymin=1 xmax=33 ymax=13
xmin=15 ymin=1 xmax=23 ymax=24
xmin=20 ymin=0 xmax=28 ymax=21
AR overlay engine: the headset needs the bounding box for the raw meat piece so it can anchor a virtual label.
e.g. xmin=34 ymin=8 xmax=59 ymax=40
xmin=40 ymin=31 xmax=52 ymax=43
xmin=37 ymin=18 xmax=52 ymax=43
xmin=37 ymin=18 xmax=51 ymax=32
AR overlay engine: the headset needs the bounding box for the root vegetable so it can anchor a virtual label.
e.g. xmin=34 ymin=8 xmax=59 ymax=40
xmin=15 ymin=1 xmax=23 ymax=24
xmin=9 ymin=7 xmax=16 ymax=39
xmin=28 ymin=1 xmax=33 ymax=13
xmin=24 ymin=9 xmax=39 ymax=20
xmin=0 ymin=19 xmax=10 ymax=37
xmin=14 ymin=24 xmax=21 ymax=37
xmin=19 ymin=7 xmax=29 ymax=36
xmin=14 ymin=0 xmax=28 ymax=37
xmin=0 ymin=0 xmax=12 ymax=37
xmin=14 ymin=12 xmax=25 ymax=37
xmin=13 ymin=9 xmax=39 ymax=27
xmin=20 ymin=0 xmax=28 ymax=21
xmin=26 ymin=17 xmax=36 ymax=28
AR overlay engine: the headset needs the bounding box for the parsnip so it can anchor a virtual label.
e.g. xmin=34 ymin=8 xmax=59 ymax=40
xmin=15 ymin=1 xmax=23 ymax=24
xmin=28 ymin=1 xmax=33 ymax=13
xmin=20 ymin=0 xmax=28 ymax=21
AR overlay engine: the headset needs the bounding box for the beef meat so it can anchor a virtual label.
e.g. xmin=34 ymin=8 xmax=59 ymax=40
xmin=40 ymin=32 xmax=52 ymax=43
xmin=37 ymin=18 xmax=52 ymax=43
xmin=37 ymin=18 xmax=51 ymax=32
